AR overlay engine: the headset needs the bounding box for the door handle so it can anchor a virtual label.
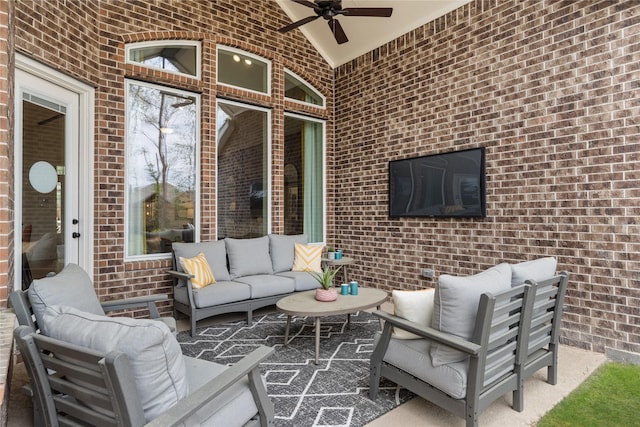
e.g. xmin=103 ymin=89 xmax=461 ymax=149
xmin=72 ymin=232 xmax=81 ymax=238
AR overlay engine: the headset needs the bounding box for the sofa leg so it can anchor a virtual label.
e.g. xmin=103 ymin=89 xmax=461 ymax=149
xmin=190 ymin=317 xmax=197 ymax=337
xmin=247 ymin=310 xmax=253 ymax=326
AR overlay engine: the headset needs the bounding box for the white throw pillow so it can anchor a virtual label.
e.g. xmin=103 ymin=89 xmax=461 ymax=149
xmin=392 ymin=289 xmax=435 ymax=339
xmin=43 ymin=306 xmax=189 ymax=422
xmin=430 ymin=263 xmax=512 ymax=367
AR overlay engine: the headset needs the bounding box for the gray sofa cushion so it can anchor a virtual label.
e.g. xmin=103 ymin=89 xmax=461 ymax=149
xmin=510 ymin=257 xmax=557 ymax=286
xmin=42 ymin=305 xmax=189 ymax=423
xmin=225 ymin=236 xmax=274 ymax=279
xmin=376 ymin=333 xmax=469 ymax=399
xmin=180 ymin=281 xmax=252 ymax=309
xmin=268 ymin=234 xmax=307 ymax=273
xmin=276 ymin=271 xmax=320 ymax=291
xmin=234 ymin=275 xmax=295 ymax=299
xmin=182 ymin=356 xmax=259 ymax=427
xmin=173 ymin=241 xmax=231 ymax=282
xmin=430 ymin=263 xmax=512 ymax=367
xmin=28 ymin=263 xmax=105 ymax=335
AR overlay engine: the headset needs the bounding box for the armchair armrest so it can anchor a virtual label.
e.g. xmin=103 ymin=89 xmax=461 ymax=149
xmin=146 ymin=345 xmax=275 ymax=427
xmin=373 ymin=310 xmax=481 ymax=356
xmin=168 ymin=269 xmax=192 ymax=281
xmin=101 ymin=294 xmax=169 ymax=319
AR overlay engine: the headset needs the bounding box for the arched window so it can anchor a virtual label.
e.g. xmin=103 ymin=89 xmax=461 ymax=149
xmin=217 ymin=46 xmax=271 ymax=95
xmin=126 ymin=41 xmax=201 ymax=78
xmin=284 ymin=69 xmax=325 ymax=107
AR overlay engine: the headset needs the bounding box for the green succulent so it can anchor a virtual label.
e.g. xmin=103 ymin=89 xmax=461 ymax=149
xmin=309 ymin=266 xmax=342 ymax=290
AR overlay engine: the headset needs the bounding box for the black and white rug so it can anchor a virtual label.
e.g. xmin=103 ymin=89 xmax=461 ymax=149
xmin=176 ymin=311 xmax=414 ymax=427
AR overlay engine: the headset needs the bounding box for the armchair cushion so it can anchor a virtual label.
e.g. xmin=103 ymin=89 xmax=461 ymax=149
xmin=268 ymin=233 xmax=307 ymax=273
xmin=510 ymin=257 xmax=557 ymax=286
xmin=391 ymin=289 xmax=435 ymax=339
xmin=179 ymin=252 xmax=216 ymax=289
xmin=42 ymin=305 xmax=189 ymax=422
xmin=28 ymin=263 xmax=104 ymax=335
xmin=173 ymin=241 xmax=231 ymax=282
xmin=430 ymin=263 xmax=512 ymax=366
xmin=225 ymin=236 xmax=274 ymax=279
xmin=376 ymin=334 xmax=469 ymax=399
xmin=291 ymin=243 xmax=323 ymax=273
xmin=181 ymin=356 xmax=260 ymax=427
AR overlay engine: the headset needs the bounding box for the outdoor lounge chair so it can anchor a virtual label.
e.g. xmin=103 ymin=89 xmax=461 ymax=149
xmin=14 ymin=323 xmax=275 ymax=426
xmin=369 ymin=283 xmax=536 ymax=427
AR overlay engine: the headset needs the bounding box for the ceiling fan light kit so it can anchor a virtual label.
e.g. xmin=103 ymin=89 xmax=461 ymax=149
xmin=279 ymin=0 xmax=393 ymax=45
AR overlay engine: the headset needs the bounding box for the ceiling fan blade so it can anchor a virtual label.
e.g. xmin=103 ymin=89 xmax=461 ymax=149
xmin=290 ymin=0 xmax=318 ymax=9
xmin=278 ymin=15 xmax=321 ymax=33
xmin=328 ymin=18 xmax=348 ymax=45
xmin=342 ymin=7 xmax=393 ymax=17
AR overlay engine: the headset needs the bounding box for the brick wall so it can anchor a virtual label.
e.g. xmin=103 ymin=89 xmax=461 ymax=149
xmin=11 ymin=1 xmax=333 ymax=314
xmin=334 ymin=0 xmax=640 ymax=354
xmin=0 ymin=0 xmax=13 ymax=308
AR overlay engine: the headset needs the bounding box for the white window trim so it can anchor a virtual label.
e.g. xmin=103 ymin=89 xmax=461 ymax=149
xmin=216 ymin=99 xmax=272 ymax=239
xmin=283 ymin=112 xmax=326 ymax=245
xmin=125 ymin=40 xmax=202 ymax=80
xmin=284 ymin=68 xmax=326 ymax=108
xmin=124 ymin=79 xmax=201 ymax=261
xmin=216 ymin=46 xmax=272 ymax=96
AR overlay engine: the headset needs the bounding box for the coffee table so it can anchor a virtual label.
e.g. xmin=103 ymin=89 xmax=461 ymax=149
xmin=276 ymin=287 xmax=387 ymax=364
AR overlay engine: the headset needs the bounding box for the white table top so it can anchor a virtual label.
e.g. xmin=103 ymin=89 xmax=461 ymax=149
xmin=276 ymin=287 xmax=387 ymax=317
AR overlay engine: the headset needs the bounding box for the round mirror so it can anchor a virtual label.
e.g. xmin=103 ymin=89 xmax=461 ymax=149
xmin=29 ymin=161 xmax=58 ymax=193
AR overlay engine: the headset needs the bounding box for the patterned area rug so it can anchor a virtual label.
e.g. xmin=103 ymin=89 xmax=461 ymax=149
xmin=176 ymin=311 xmax=414 ymax=427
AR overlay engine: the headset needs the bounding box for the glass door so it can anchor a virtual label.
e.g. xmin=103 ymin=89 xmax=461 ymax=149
xmin=17 ymin=69 xmax=81 ymax=289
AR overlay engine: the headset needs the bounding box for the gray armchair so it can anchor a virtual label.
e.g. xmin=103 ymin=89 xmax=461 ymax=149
xmin=14 ymin=323 xmax=275 ymax=426
xmin=369 ymin=283 xmax=536 ymax=427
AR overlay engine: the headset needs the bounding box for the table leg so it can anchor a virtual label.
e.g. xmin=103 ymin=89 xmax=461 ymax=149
xmin=347 ymin=313 xmax=351 ymax=328
xmin=315 ymin=317 xmax=320 ymax=365
xmin=284 ymin=315 xmax=291 ymax=346
xmin=377 ymin=305 xmax=383 ymax=330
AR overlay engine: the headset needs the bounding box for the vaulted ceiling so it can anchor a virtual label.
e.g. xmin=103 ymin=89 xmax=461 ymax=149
xmin=275 ymin=0 xmax=472 ymax=68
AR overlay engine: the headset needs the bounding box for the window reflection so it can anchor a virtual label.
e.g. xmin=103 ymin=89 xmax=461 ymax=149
xmin=126 ymin=81 xmax=198 ymax=257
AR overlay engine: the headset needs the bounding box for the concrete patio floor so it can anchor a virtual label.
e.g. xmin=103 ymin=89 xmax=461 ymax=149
xmin=7 ymin=302 xmax=607 ymax=427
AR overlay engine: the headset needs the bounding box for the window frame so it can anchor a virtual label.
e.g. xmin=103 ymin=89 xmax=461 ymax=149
xmin=215 ymin=98 xmax=272 ymax=239
xmin=283 ymin=111 xmax=326 ymax=244
xmin=124 ymin=79 xmax=201 ymax=261
xmin=216 ymin=46 xmax=272 ymax=96
xmin=284 ymin=68 xmax=326 ymax=108
xmin=125 ymin=40 xmax=202 ymax=79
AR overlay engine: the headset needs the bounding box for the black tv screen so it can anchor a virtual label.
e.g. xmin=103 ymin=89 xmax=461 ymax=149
xmin=389 ymin=147 xmax=486 ymax=218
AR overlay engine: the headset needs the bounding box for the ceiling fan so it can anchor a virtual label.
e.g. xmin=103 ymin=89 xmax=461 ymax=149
xmin=278 ymin=0 xmax=393 ymax=45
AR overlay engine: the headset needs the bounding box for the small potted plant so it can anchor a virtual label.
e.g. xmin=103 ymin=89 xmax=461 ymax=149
xmin=327 ymin=246 xmax=336 ymax=260
xmin=309 ymin=266 xmax=343 ymax=302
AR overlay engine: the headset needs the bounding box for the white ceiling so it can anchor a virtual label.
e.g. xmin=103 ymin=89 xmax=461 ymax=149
xmin=275 ymin=0 xmax=472 ymax=68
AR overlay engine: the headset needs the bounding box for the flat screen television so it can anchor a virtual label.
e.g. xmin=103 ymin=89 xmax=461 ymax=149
xmin=389 ymin=147 xmax=486 ymax=218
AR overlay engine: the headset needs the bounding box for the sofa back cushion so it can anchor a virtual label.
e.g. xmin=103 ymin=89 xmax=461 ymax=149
xmin=173 ymin=241 xmax=231 ymax=282
xmin=43 ymin=305 xmax=189 ymax=422
xmin=430 ymin=263 xmax=512 ymax=367
xmin=268 ymin=234 xmax=307 ymax=273
xmin=510 ymin=257 xmax=557 ymax=286
xmin=28 ymin=263 xmax=105 ymax=335
xmin=225 ymin=236 xmax=274 ymax=279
